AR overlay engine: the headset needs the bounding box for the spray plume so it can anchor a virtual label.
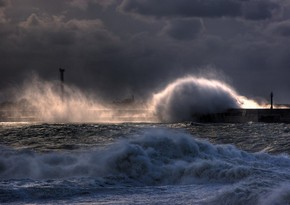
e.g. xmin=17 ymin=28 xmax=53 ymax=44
xmin=15 ymin=76 xmax=155 ymax=123
xmin=151 ymin=76 xmax=268 ymax=122
xmin=10 ymin=75 xmax=274 ymax=123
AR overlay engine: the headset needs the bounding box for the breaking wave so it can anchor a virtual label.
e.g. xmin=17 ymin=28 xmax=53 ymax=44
xmin=1 ymin=128 xmax=290 ymax=204
xmin=151 ymin=76 xmax=267 ymax=122
xmin=0 ymin=128 xmax=289 ymax=183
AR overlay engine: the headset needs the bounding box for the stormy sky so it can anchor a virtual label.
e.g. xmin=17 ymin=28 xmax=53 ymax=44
xmin=0 ymin=0 xmax=290 ymax=103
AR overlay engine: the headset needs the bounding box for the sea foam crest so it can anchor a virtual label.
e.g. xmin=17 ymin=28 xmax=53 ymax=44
xmin=151 ymin=76 xmax=266 ymax=122
xmin=256 ymin=183 xmax=290 ymax=205
xmin=1 ymin=128 xmax=289 ymax=186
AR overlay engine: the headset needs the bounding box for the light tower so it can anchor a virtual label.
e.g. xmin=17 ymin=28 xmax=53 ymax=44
xmin=270 ymin=92 xmax=273 ymax=109
xmin=59 ymin=68 xmax=65 ymax=100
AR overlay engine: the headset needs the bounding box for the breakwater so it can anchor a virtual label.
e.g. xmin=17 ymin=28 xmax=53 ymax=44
xmin=198 ymin=109 xmax=290 ymax=123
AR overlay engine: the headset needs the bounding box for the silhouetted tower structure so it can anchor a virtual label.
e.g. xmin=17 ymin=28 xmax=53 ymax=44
xmin=59 ymin=68 xmax=65 ymax=100
xmin=270 ymin=92 xmax=273 ymax=109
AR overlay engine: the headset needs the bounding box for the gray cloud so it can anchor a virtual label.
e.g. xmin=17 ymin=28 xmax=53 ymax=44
xmin=268 ymin=20 xmax=290 ymax=37
xmin=0 ymin=0 xmax=7 ymax=7
xmin=0 ymin=0 xmax=290 ymax=105
xmin=162 ymin=18 xmax=204 ymax=41
xmin=0 ymin=11 xmax=122 ymax=99
xmin=241 ymin=0 xmax=279 ymax=20
xmin=120 ymin=0 xmax=279 ymax=20
xmin=0 ymin=0 xmax=9 ymax=23
xmin=120 ymin=0 xmax=241 ymax=18
xmin=69 ymin=0 xmax=117 ymax=10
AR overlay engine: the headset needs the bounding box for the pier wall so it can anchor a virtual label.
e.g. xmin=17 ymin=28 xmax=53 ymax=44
xmin=198 ymin=109 xmax=290 ymax=123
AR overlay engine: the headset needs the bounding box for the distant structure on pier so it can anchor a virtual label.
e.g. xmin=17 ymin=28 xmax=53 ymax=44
xmin=270 ymin=92 xmax=273 ymax=109
xmin=59 ymin=68 xmax=65 ymax=99
xmin=196 ymin=108 xmax=290 ymax=123
xmin=193 ymin=91 xmax=290 ymax=123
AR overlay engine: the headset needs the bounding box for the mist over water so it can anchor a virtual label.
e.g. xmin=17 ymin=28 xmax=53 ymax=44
xmin=152 ymin=76 xmax=267 ymax=122
xmin=9 ymin=75 xmax=271 ymax=123
xmin=14 ymin=76 xmax=155 ymax=123
xmin=18 ymin=78 xmax=108 ymax=122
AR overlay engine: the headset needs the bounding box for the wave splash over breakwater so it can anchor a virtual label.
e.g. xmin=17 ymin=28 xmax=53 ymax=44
xmin=1 ymin=128 xmax=290 ymax=204
xmin=152 ymin=76 xmax=267 ymax=122
xmin=12 ymin=76 xmax=155 ymax=123
xmin=6 ymin=74 xmax=272 ymax=123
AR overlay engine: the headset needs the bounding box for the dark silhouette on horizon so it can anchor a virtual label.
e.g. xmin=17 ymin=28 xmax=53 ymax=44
xmin=271 ymin=92 xmax=273 ymax=109
xmin=59 ymin=68 xmax=65 ymax=100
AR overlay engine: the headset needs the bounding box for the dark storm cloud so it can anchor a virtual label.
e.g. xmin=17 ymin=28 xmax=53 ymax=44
xmin=120 ymin=0 xmax=279 ymax=20
xmin=0 ymin=0 xmax=10 ymax=7
xmin=241 ymin=0 xmax=279 ymax=20
xmin=120 ymin=0 xmax=241 ymax=18
xmin=0 ymin=1 xmax=180 ymax=100
xmin=0 ymin=0 xmax=8 ymax=23
xmin=1 ymin=0 xmax=290 ymax=104
xmin=0 ymin=0 xmax=6 ymax=7
xmin=162 ymin=18 xmax=204 ymax=41
xmin=69 ymin=0 xmax=117 ymax=10
xmin=268 ymin=20 xmax=290 ymax=37
xmin=0 ymin=8 xmax=122 ymax=100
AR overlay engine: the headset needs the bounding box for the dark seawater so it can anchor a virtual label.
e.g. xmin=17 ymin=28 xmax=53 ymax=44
xmin=1 ymin=122 xmax=290 ymax=204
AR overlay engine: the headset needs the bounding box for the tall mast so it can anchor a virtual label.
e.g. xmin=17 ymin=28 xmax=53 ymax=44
xmin=270 ymin=92 xmax=273 ymax=109
xmin=59 ymin=68 xmax=65 ymax=100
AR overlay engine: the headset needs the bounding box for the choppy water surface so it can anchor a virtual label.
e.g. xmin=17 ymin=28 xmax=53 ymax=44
xmin=1 ymin=122 xmax=290 ymax=204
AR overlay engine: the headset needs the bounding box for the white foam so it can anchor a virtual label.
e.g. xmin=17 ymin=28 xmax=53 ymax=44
xmin=151 ymin=76 xmax=268 ymax=122
xmin=1 ymin=128 xmax=289 ymax=187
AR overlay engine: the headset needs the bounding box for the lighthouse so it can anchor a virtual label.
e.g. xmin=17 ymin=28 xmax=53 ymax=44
xmin=270 ymin=92 xmax=273 ymax=109
xmin=59 ymin=68 xmax=65 ymax=100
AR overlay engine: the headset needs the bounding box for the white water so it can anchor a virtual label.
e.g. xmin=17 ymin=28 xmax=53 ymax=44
xmin=0 ymin=128 xmax=260 ymax=182
xmin=10 ymin=75 xmax=273 ymax=123
xmin=152 ymin=76 xmax=269 ymax=122
xmin=1 ymin=127 xmax=290 ymax=204
xmin=14 ymin=76 xmax=155 ymax=123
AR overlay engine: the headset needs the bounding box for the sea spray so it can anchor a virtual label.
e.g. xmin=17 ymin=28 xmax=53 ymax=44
xmin=14 ymin=76 xmax=156 ymax=123
xmin=18 ymin=77 xmax=108 ymax=122
xmin=151 ymin=76 xmax=268 ymax=122
xmin=258 ymin=183 xmax=290 ymax=205
xmin=10 ymin=75 xmax=270 ymax=123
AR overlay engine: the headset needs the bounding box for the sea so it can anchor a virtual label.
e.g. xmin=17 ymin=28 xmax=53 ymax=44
xmin=1 ymin=122 xmax=290 ymax=205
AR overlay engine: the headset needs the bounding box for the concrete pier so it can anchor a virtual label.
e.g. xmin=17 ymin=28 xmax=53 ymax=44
xmin=197 ymin=108 xmax=290 ymax=123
